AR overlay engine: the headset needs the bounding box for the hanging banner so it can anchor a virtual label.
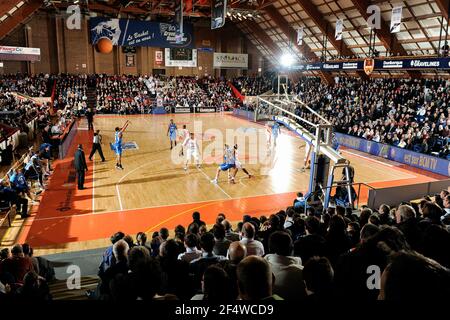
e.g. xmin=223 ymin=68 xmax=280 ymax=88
xmin=335 ymin=19 xmax=343 ymax=40
xmin=211 ymin=0 xmax=227 ymax=30
xmin=213 ymin=53 xmax=248 ymax=68
xmin=390 ymin=6 xmax=402 ymax=33
xmin=364 ymin=58 xmax=375 ymax=75
xmin=297 ymin=27 xmax=304 ymax=46
xmin=174 ymin=0 xmax=184 ymax=35
xmin=155 ymin=50 xmax=163 ymax=66
xmin=89 ymin=18 xmax=195 ymax=48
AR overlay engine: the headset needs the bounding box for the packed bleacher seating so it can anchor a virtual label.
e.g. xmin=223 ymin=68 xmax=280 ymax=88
xmin=96 ymin=74 xmax=154 ymax=114
xmin=53 ymin=74 xmax=88 ymax=113
xmin=2 ymin=190 xmax=448 ymax=301
xmin=0 ymin=74 xmax=50 ymax=97
xmin=287 ymin=77 xmax=450 ymax=158
xmin=232 ymin=75 xmax=273 ymax=96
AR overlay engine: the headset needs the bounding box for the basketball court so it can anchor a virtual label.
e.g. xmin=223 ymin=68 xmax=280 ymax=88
xmin=1 ymin=113 xmax=444 ymax=254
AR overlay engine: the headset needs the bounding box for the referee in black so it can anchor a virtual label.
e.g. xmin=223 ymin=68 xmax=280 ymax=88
xmin=89 ymin=130 xmax=106 ymax=162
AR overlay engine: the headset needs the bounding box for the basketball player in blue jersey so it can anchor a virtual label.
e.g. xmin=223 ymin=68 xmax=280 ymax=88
xmin=167 ymin=119 xmax=178 ymax=150
xmin=114 ymin=120 xmax=130 ymax=170
xmin=271 ymin=121 xmax=281 ymax=147
xmin=211 ymin=144 xmax=237 ymax=184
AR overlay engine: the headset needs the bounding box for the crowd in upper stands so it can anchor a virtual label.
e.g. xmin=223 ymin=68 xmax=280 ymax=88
xmin=0 ymin=74 xmax=50 ymax=97
xmin=232 ymin=75 xmax=273 ymax=96
xmin=290 ymin=77 xmax=450 ymax=158
xmin=2 ymin=190 xmax=449 ymax=301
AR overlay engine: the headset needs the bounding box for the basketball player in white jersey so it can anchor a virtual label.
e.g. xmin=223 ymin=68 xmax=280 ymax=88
xmin=183 ymin=132 xmax=201 ymax=170
xmin=179 ymin=124 xmax=190 ymax=156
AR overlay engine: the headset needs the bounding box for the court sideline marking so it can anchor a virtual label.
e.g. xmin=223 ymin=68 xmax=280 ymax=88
xmin=197 ymin=167 xmax=232 ymax=199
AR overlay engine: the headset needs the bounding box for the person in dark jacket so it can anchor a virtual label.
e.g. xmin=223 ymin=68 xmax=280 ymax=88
xmin=74 ymin=144 xmax=88 ymax=190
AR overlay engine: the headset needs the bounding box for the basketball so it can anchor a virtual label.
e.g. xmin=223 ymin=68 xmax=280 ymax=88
xmin=96 ymin=37 xmax=113 ymax=54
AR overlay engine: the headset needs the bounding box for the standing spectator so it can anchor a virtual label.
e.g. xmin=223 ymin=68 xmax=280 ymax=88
xmin=74 ymin=144 xmax=88 ymax=190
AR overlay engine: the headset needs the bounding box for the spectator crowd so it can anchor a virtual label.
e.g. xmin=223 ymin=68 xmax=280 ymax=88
xmin=2 ymin=190 xmax=448 ymax=301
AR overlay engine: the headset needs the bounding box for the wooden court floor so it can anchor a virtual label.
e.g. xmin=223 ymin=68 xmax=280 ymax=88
xmin=2 ymin=113 xmax=445 ymax=253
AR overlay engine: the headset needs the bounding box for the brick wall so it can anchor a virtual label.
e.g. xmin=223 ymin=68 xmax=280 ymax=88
xmin=0 ymin=12 xmax=267 ymax=78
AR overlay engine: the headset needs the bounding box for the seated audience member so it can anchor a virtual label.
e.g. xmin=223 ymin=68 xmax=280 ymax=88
xmin=15 ymin=271 xmax=51 ymax=301
xmin=95 ymin=239 xmax=129 ymax=299
xmin=110 ymin=246 xmax=161 ymax=301
xmin=395 ymin=204 xmax=423 ymax=251
xmin=190 ymin=232 xmax=226 ymax=291
xmin=21 ymin=244 xmax=39 ymax=275
xmin=379 ymin=251 xmax=450 ymax=300
xmin=378 ymin=204 xmax=394 ymax=225
xmin=222 ymin=219 xmax=240 ymax=242
xmin=0 ymin=179 xmax=29 ymax=218
xmin=158 ymin=239 xmax=192 ymax=300
xmin=178 ymin=233 xmax=202 ymax=263
xmin=99 ymin=231 xmax=125 ymax=275
xmin=294 ymin=216 xmax=326 ymax=263
xmin=212 ymin=223 xmax=231 ymax=257
xmin=303 ymin=256 xmax=335 ymax=300
xmin=239 ymin=222 xmax=265 ymax=257
xmin=159 ymin=228 xmax=170 ymax=242
xmin=442 ymin=195 xmax=450 ymax=225
xmin=265 ymin=231 xmax=307 ymax=300
xmin=192 ymin=265 xmax=233 ymax=302
xmin=174 ymin=225 xmax=186 ymax=253
xmin=359 ymin=224 xmax=380 ymax=244
xmin=237 ymin=256 xmax=283 ymax=301
xmin=421 ymin=224 xmax=450 ymax=268
xmin=0 ymin=244 xmax=34 ymax=284
xmin=136 ymin=232 xmax=152 ymax=253
xmin=325 ymin=215 xmax=352 ymax=267
xmin=334 ymin=226 xmax=410 ymax=301
xmin=221 ymin=241 xmax=247 ymax=299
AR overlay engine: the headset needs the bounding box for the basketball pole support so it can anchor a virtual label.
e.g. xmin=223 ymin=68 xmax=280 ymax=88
xmin=256 ymin=95 xmax=354 ymax=209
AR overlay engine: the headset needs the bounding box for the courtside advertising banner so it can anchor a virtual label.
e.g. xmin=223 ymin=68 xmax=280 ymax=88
xmin=213 ymin=53 xmax=248 ymax=68
xmin=211 ymin=0 xmax=227 ymax=30
xmin=390 ymin=6 xmax=403 ymax=33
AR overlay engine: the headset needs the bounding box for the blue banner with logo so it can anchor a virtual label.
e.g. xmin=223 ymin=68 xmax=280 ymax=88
xmin=89 ymin=18 xmax=195 ymax=49
xmin=335 ymin=133 xmax=450 ymax=177
xmin=291 ymin=57 xmax=450 ymax=71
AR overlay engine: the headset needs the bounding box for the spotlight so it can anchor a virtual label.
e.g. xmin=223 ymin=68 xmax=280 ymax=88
xmin=280 ymin=53 xmax=295 ymax=67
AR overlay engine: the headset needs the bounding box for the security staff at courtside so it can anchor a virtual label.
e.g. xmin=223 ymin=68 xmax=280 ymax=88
xmin=89 ymin=130 xmax=106 ymax=162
